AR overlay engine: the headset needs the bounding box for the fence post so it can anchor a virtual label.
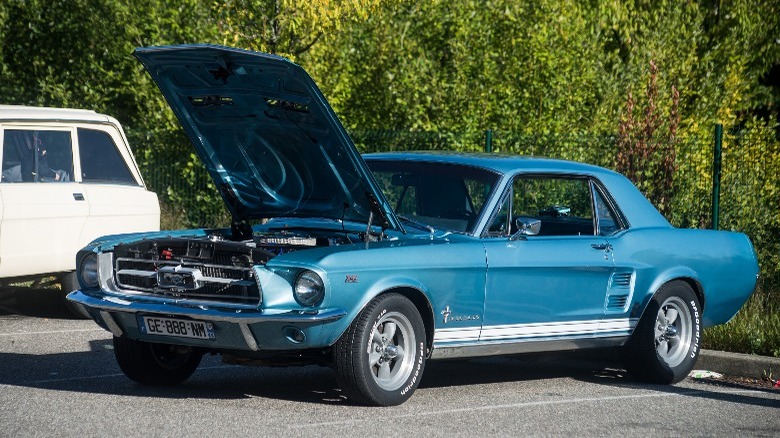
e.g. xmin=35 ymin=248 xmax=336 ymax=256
xmin=485 ymin=129 xmax=493 ymax=153
xmin=711 ymin=124 xmax=723 ymax=230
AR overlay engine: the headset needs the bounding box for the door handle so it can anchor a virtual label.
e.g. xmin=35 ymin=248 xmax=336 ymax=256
xmin=591 ymin=243 xmax=612 ymax=251
xmin=73 ymin=193 xmax=85 ymax=201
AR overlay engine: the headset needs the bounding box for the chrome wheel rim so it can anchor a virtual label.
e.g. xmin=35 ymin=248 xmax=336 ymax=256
xmin=367 ymin=311 xmax=416 ymax=391
xmin=654 ymin=296 xmax=692 ymax=367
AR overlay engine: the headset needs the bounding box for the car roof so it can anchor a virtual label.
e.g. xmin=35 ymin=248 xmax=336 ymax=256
xmin=0 ymin=105 xmax=115 ymax=124
xmin=363 ymin=151 xmax=618 ymax=177
xmin=364 ymin=151 xmax=672 ymax=230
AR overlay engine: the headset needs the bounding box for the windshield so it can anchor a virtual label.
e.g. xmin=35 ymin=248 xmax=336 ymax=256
xmin=366 ymin=160 xmax=500 ymax=234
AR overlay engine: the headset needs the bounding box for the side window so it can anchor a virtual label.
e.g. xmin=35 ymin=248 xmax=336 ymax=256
xmin=512 ymin=176 xmax=594 ymax=236
xmin=2 ymin=129 xmax=73 ymax=182
xmin=593 ymin=186 xmax=622 ymax=236
xmin=78 ymin=128 xmax=137 ymax=184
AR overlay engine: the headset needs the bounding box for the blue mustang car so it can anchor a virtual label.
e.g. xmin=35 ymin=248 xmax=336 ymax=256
xmin=69 ymin=45 xmax=759 ymax=406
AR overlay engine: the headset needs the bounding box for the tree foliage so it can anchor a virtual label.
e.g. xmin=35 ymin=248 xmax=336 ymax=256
xmin=0 ymin=1 xmax=778 ymax=255
xmin=616 ymin=61 xmax=680 ymax=217
xmin=212 ymin=0 xmax=394 ymax=58
xmin=304 ymin=0 xmax=778 ymax=137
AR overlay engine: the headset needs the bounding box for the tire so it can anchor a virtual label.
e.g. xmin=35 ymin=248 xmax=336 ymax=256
xmin=113 ymin=336 xmax=203 ymax=386
xmin=334 ymin=293 xmax=427 ymax=406
xmin=622 ymin=281 xmax=702 ymax=383
xmin=61 ymin=272 xmax=89 ymax=319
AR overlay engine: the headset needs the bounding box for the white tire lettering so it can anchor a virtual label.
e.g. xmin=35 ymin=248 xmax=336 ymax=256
xmin=401 ymin=341 xmax=424 ymax=395
xmin=690 ymin=300 xmax=701 ymax=359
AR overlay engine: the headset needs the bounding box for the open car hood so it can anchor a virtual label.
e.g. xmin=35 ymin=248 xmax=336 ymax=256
xmin=134 ymin=44 xmax=400 ymax=231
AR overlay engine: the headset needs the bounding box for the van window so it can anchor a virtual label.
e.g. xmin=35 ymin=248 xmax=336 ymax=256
xmin=2 ymin=129 xmax=73 ymax=182
xmin=78 ymin=128 xmax=137 ymax=184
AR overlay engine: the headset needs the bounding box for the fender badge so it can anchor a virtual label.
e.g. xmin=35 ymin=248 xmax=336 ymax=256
xmin=442 ymin=306 xmax=452 ymax=323
xmin=441 ymin=305 xmax=480 ymax=324
xmin=345 ymin=274 xmax=358 ymax=283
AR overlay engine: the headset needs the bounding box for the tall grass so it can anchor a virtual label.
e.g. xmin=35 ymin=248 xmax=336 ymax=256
xmin=704 ymin=289 xmax=780 ymax=357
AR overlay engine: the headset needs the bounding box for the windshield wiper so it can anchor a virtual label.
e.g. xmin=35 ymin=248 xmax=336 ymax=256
xmin=397 ymin=215 xmax=435 ymax=233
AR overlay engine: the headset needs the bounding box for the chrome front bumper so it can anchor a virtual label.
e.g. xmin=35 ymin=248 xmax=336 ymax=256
xmin=67 ymin=290 xmax=346 ymax=323
xmin=67 ymin=290 xmax=347 ymax=351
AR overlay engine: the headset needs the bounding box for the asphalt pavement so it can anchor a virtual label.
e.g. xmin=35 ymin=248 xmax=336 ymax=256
xmin=1 ymin=287 xmax=779 ymax=437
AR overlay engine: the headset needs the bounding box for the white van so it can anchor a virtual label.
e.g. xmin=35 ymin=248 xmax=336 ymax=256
xmin=0 ymin=105 xmax=159 ymax=298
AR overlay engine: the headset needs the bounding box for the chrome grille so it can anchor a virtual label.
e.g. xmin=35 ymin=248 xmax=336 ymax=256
xmin=112 ymin=238 xmax=270 ymax=307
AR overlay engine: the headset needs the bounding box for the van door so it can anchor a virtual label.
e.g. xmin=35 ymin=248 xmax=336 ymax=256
xmin=75 ymin=127 xmax=159 ymax=249
xmin=0 ymin=127 xmax=89 ymax=277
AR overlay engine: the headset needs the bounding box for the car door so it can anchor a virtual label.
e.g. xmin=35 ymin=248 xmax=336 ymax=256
xmin=481 ymin=175 xmax=616 ymax=342
xmin=75 ymin=126 xmax=159 ymax=249
xmin=0 ymin=126 xmax=89 ymax=277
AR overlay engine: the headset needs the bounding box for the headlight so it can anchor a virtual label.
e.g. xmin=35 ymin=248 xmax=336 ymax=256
xmin=79 ymin=253 xmax=100 ymax=289
xmin=293 ymin=270 xmax=324 ymax=307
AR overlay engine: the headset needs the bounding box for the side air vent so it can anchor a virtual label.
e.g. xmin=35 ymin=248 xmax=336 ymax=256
xmin=607 ymin=294 xmax=629 ymax=309
xmin=611 ymin=272 xmax=633 ymax=288
xmin=605 ymin=271 xmax=635 ymax=313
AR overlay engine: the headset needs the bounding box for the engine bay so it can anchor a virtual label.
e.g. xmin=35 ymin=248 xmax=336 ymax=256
xmin=109 ymin=229 xmax=354 ymax=305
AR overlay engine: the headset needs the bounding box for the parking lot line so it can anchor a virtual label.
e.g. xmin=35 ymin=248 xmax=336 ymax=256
xmin=290 ymin=388 xmax=768 ymax=428
xmin=0 ymin=328 xmax=106 ymax=336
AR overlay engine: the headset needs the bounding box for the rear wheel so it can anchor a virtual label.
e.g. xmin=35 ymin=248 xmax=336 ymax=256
xmin=622 ymin=281 xmax=702 ymax=383
xmin=334 ymin=293 xmax=427 ymax=406
xmin=113 ymin=336 xmax=202 ymax=385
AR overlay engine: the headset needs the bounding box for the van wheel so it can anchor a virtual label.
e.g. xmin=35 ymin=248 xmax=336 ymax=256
xmin=113 ymin=336 xmax=202 ymax=385
xmin=334 ymin=293 xmax=426 ymax=406
xmin=622 ymin=281 xmax=702 ymax=383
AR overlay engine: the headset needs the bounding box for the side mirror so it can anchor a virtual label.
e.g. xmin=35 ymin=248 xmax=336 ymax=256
xmin=510 ymin=216 xmax=541 ymax=240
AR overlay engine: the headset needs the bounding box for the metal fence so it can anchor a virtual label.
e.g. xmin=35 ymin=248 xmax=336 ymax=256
xmin=140 ymin=126 xmax=780 ymax=290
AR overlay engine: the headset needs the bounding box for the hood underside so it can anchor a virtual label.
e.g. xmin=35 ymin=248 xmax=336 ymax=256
xmin=134 ymin=44 xmax=399 ymax=231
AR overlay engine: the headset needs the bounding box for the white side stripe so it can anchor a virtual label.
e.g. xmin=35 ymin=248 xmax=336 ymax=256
xmin=434 ymin=318 xmax=637 ymax=344
xmin=434 ymin=327 xmax=481 ymax=342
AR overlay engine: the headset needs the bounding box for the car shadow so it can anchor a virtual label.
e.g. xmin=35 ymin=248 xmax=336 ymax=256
xmin=0 ymin=286 xmax=79 ymax=319
xmin=2 ymin=292 xmax=776 ymax=407
xmin=2 ymin=339 xmax=776 ymax=408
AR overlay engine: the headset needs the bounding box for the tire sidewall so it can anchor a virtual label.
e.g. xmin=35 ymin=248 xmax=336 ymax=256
xmin=113 ymin=336 xmax=202 ymax=385
xmin=656 ymin=285 xmax=702 ymax=382
xmin=355 ymin=294 xmax=427 ymax=405
xmin=629 ymin=282 xmax=702 ymax=383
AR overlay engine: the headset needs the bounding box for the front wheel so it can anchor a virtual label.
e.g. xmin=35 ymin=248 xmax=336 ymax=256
xmin=334 ymin=293 xmax=427 ymax=406
xmin=113 ymin=336 xmax=202 ymax=386
xmin=622 ymin=281 xmax=702 ymax=383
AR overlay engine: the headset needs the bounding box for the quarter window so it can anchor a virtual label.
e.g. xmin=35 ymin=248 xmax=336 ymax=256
xmin=593 ymin=186 xmax=621 ymax=236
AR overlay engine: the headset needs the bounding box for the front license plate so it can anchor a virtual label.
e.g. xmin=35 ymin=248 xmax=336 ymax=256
xmin=139 ymin=316 xmax=215 ymax=340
